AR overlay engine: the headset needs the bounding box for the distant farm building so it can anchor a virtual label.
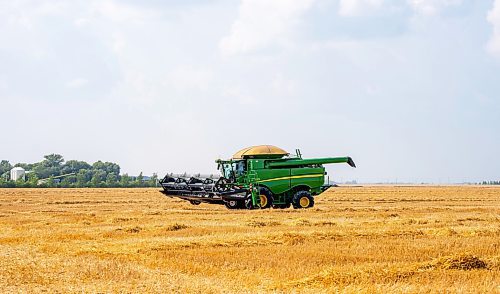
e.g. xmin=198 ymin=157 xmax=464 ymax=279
xmin=37 ymin=173 xmax=76 ymax=185
xmin=10 ymin=167 xmax=25 ymax=181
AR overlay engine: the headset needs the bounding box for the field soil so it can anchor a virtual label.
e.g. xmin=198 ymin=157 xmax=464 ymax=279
xmin=0 ymin=186 xmax=499 ymax=293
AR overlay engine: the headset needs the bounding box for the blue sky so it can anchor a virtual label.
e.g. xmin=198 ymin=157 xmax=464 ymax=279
xmin=1 ymin=0 xmax=499 ymax=183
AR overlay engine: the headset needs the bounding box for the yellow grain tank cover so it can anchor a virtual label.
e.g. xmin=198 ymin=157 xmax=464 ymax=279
xmin=232 ymin=145 xmax=289 ymax=159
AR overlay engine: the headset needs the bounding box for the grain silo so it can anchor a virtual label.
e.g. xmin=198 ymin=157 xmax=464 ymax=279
xmin=10 ymin=167 xmax=25 ymax=181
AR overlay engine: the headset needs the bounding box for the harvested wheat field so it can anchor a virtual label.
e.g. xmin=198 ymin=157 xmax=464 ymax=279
xmin=0 ymin=186 xmax=499 ymax=293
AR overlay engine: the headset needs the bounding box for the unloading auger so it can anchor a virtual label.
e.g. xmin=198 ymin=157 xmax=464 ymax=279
xmin=159 ymin=145 xmax=355 ymax=209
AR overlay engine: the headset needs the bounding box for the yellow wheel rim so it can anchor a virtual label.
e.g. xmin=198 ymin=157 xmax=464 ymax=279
xmin=260 ymin=195 xmax=268 ymax=207
xmin=299 ymin=196 xmax=310 ymax=207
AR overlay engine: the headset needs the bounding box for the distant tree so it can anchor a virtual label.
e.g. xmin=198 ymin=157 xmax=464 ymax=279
xmin=34 ymin=154 xmax=65 ymax=179
xmin=61 ymin=160 xmax=91 ymax=175
xmin=67 ymin=175 xmax=77 ymax=184
xmin=0 ymin=160 xmax=12 ymax=176
xmin=60 ymin=177 xmax=71 ymax=188
xmin=135 ymin=172 xmax=144 ymax=187
xmin=76 ymin=169 xmax=92 ymax=187
xmin=43 ymin=154 xmax=64 ymax=167
xmin=92 ymin=161 xmax=120 ymax=176
xmin=120 ymin=174 xmax=131 ymax=187
xmin=27 ymin=173 xmax=39 ymax=187
xmin=148 ymin=173 xmax=158 ymax=187
xmin=0 ymin=154 xmax=158 ymax=188
xmin=106 ymin=173 xmax=118 ymax=186
xmin=1 ymin=179 xmax=15 ymax=188
xmin=34 ymin=165 xmax=57 ymax=180
xmin=47 ymin=176 xmax=55 ymax=188
xmin=14 ymin=163 xmax=35 ymax=171
xmin=0 ymin=172 xmax=9 ymax=180
xmin=91 ymin=170 xmax=107 ymax=187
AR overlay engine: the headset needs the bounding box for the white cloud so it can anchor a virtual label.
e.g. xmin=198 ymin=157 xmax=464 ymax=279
xmin=1 ymin=1 xmax=68 ymax=29
xmin=338 ymin=0 xmax=384 ymax=17
xmin=222 ymin=85 xmax=257 ymax=105
xmin=91 ymin=1 xmax=155 ymax=23
xmin=74 ymin=17 xmax=90 ymax=27
xmin=0 ymin=78 xmax=7 ymax=91
xmin=219 ymin=0 xmax=315 ymax=56
xmin=271 ymin=74 xmax=296 ymax=97
xmin=487 ymin=0 xmax=500 ymax=58
xmin=66 ymin=78 xmax=88 ymax=88
xmin=165 ymin=66 xmax=213 ymax=92
xmin=408 ymin=0 xmax=462 ymax=16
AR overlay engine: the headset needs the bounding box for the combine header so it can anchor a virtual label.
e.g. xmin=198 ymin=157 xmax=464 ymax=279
xmin=159 ymin=145 xmax=355 ymax=209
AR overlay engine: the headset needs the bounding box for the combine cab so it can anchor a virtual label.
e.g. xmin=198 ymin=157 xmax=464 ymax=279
xmin=159 ymin=145 xmax=355 ymax=209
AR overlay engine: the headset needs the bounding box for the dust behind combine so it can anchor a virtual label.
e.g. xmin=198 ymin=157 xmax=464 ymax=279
xmin=0 ymin=186 xmax=499 ymax=292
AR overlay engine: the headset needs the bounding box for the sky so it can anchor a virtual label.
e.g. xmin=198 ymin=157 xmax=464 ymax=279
xmin=1 ymin=0 xmax=499 ymax=183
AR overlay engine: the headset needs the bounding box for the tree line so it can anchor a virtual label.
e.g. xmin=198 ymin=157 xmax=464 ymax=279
xmin=480 ymin=181 xmax=500 ymax=185
xmin=0 ymin=154 xmax=158 ymax=188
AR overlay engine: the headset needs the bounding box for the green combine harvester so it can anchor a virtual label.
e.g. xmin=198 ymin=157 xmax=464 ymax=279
xmin=159 ymin=145 xmax=355 ymax=209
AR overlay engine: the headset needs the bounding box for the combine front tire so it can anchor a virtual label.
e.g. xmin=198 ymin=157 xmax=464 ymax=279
xmin=224 ymin=200 xmax=243 ymax=210
xmin=292 ymin=191 xmax=314 ymax=209
xmin=258 ymin=187 xmax=273 ymax=209
xmin=189 ymin=200 xmax=201 ymax=206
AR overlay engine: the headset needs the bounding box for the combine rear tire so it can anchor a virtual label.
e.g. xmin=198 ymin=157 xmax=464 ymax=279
xmin=224 ymin=200 xmax=243 ymax=210
xmin=258 ymin=187 xmax=273 ymax=209
xmin=292 ymin=191 xmax=314 ymax=209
